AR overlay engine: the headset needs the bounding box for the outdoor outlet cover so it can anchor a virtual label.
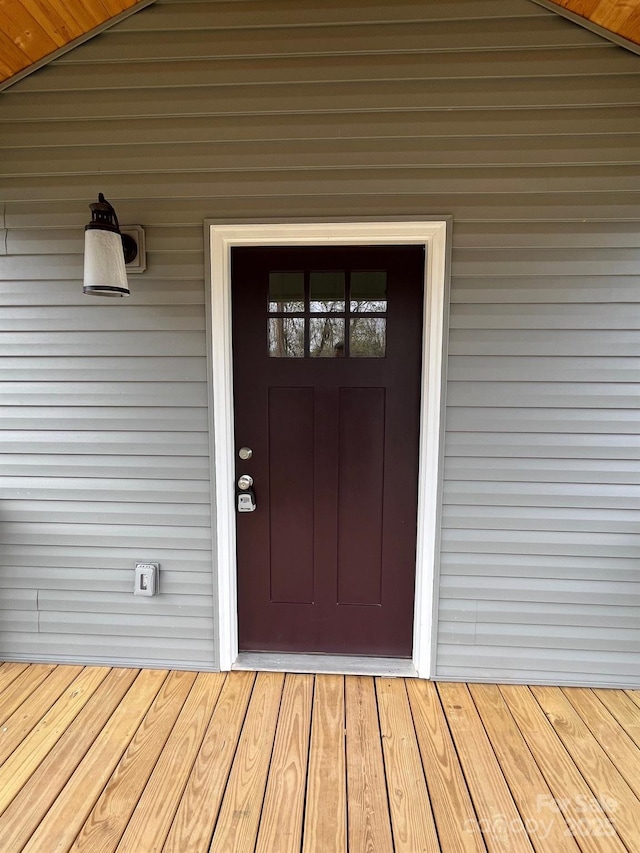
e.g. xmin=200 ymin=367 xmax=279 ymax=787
xmin=134 ymin=562 xmax=159 ymax=596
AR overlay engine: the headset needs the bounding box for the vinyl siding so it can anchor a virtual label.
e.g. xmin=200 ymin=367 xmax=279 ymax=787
xmin=0 ymin=0 xmax=639 ymax=683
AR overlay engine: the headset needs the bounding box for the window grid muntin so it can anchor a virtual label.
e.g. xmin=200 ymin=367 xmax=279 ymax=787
xmin=268 ymin=268 xmax=387 ymax=358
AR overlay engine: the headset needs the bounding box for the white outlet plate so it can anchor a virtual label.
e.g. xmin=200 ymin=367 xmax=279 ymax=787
xmin=121 ymin=225 xmax=146 ymax=273
xmin=134 ymin=562 xmax=159 ymax=596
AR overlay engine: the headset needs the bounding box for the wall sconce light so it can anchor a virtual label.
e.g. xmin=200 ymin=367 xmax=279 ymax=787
xmin=83 ymin=193 xmax=145 ymax=296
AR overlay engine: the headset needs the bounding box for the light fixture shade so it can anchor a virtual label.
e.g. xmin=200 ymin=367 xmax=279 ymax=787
xmin=83 ymin=228 xmax=129 ymax=296
xmin=83 ymin=193 xmax=130 ymax=297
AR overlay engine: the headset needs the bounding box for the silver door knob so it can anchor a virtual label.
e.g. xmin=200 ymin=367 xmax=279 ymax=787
xmin=237 ymin=474 xmax=253 ymax=491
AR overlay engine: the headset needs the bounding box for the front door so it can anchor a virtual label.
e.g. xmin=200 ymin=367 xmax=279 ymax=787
xmin=232 ymin=245 xmax=424 ymax=657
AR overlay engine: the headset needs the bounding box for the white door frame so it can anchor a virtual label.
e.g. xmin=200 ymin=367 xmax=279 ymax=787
xmin=206 ymin=220 xmax=450 ymax=678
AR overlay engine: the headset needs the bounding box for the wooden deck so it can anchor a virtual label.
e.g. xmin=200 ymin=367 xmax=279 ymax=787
xmin=0 ymin=664 xmax=638 ymax=852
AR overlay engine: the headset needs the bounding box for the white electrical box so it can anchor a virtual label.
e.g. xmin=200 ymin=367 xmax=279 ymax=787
xmin=134 ymin=562 xmax=159 ymax=596
xmin=121 ymin=225 xmax=146 ymax=273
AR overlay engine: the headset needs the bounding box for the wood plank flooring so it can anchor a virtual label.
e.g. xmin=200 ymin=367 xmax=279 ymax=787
xmin=0 ymin=664 xmax=638 ymax=852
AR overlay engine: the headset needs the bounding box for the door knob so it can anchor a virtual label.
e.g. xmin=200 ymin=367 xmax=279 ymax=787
xmin=237 ymin=474 xmax=254 ymax=491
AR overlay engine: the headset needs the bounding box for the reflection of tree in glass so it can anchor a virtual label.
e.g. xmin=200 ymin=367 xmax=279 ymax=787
xmin=311 ymin=310 xmax=344 ymax=358
xmin=350 ymin=315 xmax=386 ymax=357
xmin=269 ymin=315 xmax=304 ymax=357
xmin=310 ymin=298 xmax=343 ymax=314
xmin=350 ymin=298 xmax=387 ymax=312
xmin=272 ymin=303 xmax=287 ymax=356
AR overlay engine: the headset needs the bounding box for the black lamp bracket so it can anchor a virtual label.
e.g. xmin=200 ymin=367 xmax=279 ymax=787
xmin=121 ymin=232 xmax=138 ymax=264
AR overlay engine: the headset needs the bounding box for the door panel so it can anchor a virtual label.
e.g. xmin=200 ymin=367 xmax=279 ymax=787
xmin=232 ymin=245 xmax=424 ymax=657
xmin=268 ymin=386 xmax=314 ymax=604
xmin=337 ymin=386 xmax=385 ymax=606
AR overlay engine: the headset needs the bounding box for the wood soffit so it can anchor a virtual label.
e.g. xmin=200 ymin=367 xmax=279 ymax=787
xmin=545 ymin=0 xmax=640 ymax=45
xmin=0 ymin=0 xmax=148 ymax=86
xmin=0 ymin=0 xmax=638 ymax=89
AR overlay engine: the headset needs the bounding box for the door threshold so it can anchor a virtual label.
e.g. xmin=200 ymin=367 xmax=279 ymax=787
xmin=232 ymin=651 xmax=418 ymax=678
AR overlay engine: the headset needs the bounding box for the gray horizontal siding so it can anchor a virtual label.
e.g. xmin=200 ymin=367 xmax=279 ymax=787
xmin=0 ymin=456 xmax=210 ymax=478
xmin=435 ymin=656 xmax=640 ymax=686
xmin=0 ymin=522 xmax=211 ymax=549
xmin=0 ymin=303 xmax=203 ymax=327
xmin=115 ymin=0 xmax=552 ymax=30
xmin=5 ymin=137 xmax=640 ymax=177
xmin=0 ymin=544 xmax=213 ymax=571
xmin=0 ymin=589 xmax=38 ymax=610
xmin=0 ymin=335 xmax=206 ymax=357
xmin=447 ymin=408 xmax=640 ymax=431
xmin=57 ymin=18 xmax=598 ymax=65
xmin=0 ymin=478 xmax=209 ymax=502
xmin=443 ymin=483 xmax=639 ymax=510
xmin=446 ymin=432 xmax=640 ymax=458
xmin=448 ymin=357 xmax=640 ymax=382
xmin=442 ymin=506 xmax=640 ymax=534
xmin=0 ymin=500 xmax=210 ymax=525
xmin=440 ymin=621 xmax=639 ymax=652
xmin=3 ymin=77 xmax=639 ymax=123
xmin=0 ymin=357 xmax=206 ymax=381
xmin=0 ymin=635 xmax=214 ymax=668
xmin=442 ymin=529 xmax=639 ymax=559
xmin=0 ymin=431 xmax=209 ymax=454
xmin=12 ymin=49 xmax=637 ymax=95
xmin=449 ymin=331 xmax=640 ymax=354
xmin=445 ymin=458 xmax=640 ymax=482
xmin=441 ymin=552 xmax=638 ymax=582
xmin=0 ymin=383 xmax=206 ymax=406
xmin=2 ymin=168 xmax=639 ymax=202
xmin=0 ymin=566 xmax=212 ymax=596
xmin=1 ymin=0 xmax=639 ymax=683
xmin=0 ymin=613 xmax=39 ymax=633
xmin=4 ymin=194 xmax=639 ymax=227
xmin=0 ymin=408 xmax=208 ymax=429
xmin=441 ymin=576 xmax=639 ymax=606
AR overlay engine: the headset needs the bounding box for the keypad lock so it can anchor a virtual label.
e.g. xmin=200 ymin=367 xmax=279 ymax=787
xmin=237 ymin=474 xmax=257 ymax=513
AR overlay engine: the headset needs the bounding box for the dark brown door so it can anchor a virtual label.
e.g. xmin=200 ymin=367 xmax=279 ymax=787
xmin=232 ymin=245 xmax=424 ymax=657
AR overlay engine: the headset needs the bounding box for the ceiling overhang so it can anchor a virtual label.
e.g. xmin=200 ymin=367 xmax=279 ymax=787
xmin=0 ymin=0 xmax=638 ymax=92
xmin=531 ymin=0 xmax=640 ymax=54
xmin=0 ymin=0 xmax=156 ymax=91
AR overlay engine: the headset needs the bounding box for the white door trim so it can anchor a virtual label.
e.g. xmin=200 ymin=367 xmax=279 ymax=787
xmin=206 ymin=220 xmax=450 ymax=678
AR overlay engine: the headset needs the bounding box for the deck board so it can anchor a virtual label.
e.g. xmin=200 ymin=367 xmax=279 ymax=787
xmin=74 ymin=671 xmax=221 ymax=853
xmin=0 ymin=666 xmax=109 ymax=815
xmin=21 ymin=668 xmax=168 ymax=853
xmin=438 ymin=682 xmax=535 ymax=853
xmin=562 ymin=687 xmax=640 ymax=801
xmin=531 ymin=685 xmax=640 ymax=852
xmin=255 ymin=673 xmax=313 ymax=853
xmin=500 ymin=684 xmax=626 ymax=853
xmin=210 ymin=671 xmax=284 ymax=853
xmin=469 ymin=683 xmax=580 ymax=852
xmin=68 ymin=669 xmax=195 ymax=853
xmin=303 ymin=673 xmax=347 ymax=853
xmin=593 ymin=688 xmax=640 ymax=750
xmin=377 ymin=677 xmax=440 ymax=852
xmin=0 ymin=668 xmax=139 ymax=853
xmin=163 ymin=670 xmax=255 ymax=853
xmin=345 ymin=675 xmax=394 ymax=853
xmin=0 ymin=662 xmax=30 ymax=696
xmin=0 ymin=665 xmax=636 ymax=853
xmin=0 ymin=665 xmax=82 ymax=765
xmin=0 ymin=664 xmax=54 ymax=723
xmin=407 ymin=679 xmax=486 ymax=853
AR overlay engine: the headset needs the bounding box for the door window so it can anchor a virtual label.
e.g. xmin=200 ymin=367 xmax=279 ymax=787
xmin=267 ymin=269 xmax=387 ymax=357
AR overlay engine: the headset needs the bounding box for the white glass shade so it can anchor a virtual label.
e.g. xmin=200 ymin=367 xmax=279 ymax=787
xmin=83 ymin=228 xmax=130 ymax=296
